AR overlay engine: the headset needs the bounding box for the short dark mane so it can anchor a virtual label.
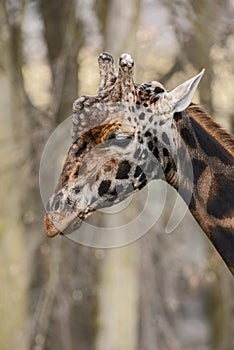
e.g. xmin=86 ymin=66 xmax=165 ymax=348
xmin=187 ymin=104 xmax=234 ymax=158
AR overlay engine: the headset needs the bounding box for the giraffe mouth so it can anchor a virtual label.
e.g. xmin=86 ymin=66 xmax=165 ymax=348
xmin=45 ymin=206 xmax=94 ymax=237
xmin=44 ymin=211 xmax=79 ymax=237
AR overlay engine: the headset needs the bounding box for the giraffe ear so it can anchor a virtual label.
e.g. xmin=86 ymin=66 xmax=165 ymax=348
xmin=169 ymin=69 xmax=205 ymax=112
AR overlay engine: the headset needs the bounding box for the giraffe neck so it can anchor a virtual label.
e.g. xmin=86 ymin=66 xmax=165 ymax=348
xmin=167 ymin=104 xmax=234 ymax=275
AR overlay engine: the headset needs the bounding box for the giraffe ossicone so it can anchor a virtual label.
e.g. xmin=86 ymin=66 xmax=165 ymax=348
xmin=44 ymin=52 xmax=234 ymax=276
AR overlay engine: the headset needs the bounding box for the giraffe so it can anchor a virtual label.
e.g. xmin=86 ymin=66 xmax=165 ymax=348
xmin=45 ymin=53 xmax=234 ymax=275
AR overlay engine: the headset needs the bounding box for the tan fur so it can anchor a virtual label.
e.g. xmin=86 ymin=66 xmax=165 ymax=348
xmin=197 ymin=167 xmax=212 ymax=204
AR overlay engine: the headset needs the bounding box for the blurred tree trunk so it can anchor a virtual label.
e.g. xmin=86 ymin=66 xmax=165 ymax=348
xmin=2 ymin=0 xmax=233 ymax=349
xmin=39 ymin=0 xmax=81 ymax=124
xmin=0 ymin=3 xmax=27 ymax=348
xmin=30 ymin=2 xmax=100 ymax=349
xmin=95 ymin=1 xmax=142 ymax=350
xmin=3 ymin=0 xmax=99 ymax=348
xmin=162 ymin=0 xmax=214 ymax=112
xmin=96 ymin=0 xmax=141 ymax=56
xmin=1 ymin=1 xmax=40 ymax=349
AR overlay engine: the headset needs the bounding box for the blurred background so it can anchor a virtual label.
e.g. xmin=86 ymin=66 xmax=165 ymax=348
xmin=0 ymin=0 xmax=234 ymax=349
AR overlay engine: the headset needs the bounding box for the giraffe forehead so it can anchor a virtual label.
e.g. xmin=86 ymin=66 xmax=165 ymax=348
xmin=72 ymin=80 xmax=172 ymax=142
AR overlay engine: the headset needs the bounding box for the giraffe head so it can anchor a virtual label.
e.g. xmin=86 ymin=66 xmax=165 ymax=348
xmin=45 ymin=53 xmax=204 ymax=237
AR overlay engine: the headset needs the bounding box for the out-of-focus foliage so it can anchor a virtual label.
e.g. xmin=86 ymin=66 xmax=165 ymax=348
xmin=0 ymin=0 xmax=233 ymax=349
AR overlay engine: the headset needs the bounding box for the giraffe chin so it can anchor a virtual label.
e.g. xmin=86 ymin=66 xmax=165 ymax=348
xmin=44 ymin=211 xmax=82 ymax=237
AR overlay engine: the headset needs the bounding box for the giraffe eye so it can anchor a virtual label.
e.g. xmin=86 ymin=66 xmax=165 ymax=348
xmin=107 ymin=132 xmax=116 ymax=140
xmin=115 ymin=133 xmax=131 ymax=140
xmin=106 ymin=132 xmax=133 ymax=148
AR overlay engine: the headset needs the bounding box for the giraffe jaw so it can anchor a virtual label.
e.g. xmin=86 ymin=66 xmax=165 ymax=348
xmin=44 ymin=206 xmax=93 ymax=237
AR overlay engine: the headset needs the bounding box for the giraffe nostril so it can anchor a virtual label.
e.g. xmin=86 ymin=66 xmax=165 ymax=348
xmin=47 ymin=192 xmax=64 ymax=212
xmin=54 ymin=199 xmax=60 ymax=211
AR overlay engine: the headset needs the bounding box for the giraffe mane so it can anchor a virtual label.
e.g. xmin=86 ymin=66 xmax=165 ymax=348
xmin=187 ymin=103 xmax=234 ymax=158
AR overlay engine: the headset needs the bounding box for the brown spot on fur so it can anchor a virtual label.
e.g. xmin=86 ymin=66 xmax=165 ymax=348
xmin=189 ymin=194 xmax=196 ymax=212
xmin=191 ymin=158 xmax=207 ymax=185
xmin=116 ymin=160 xmax=131 ymax=179
xmin=207 ymin=174 xmax=234 ymax=219
xmin=180 ymin=127 xmax=196 ymax=149
xmin=210 ymin=225 xmax=234 ymax=268
xmin=98 ymin=180 xmax=111 ymax=196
